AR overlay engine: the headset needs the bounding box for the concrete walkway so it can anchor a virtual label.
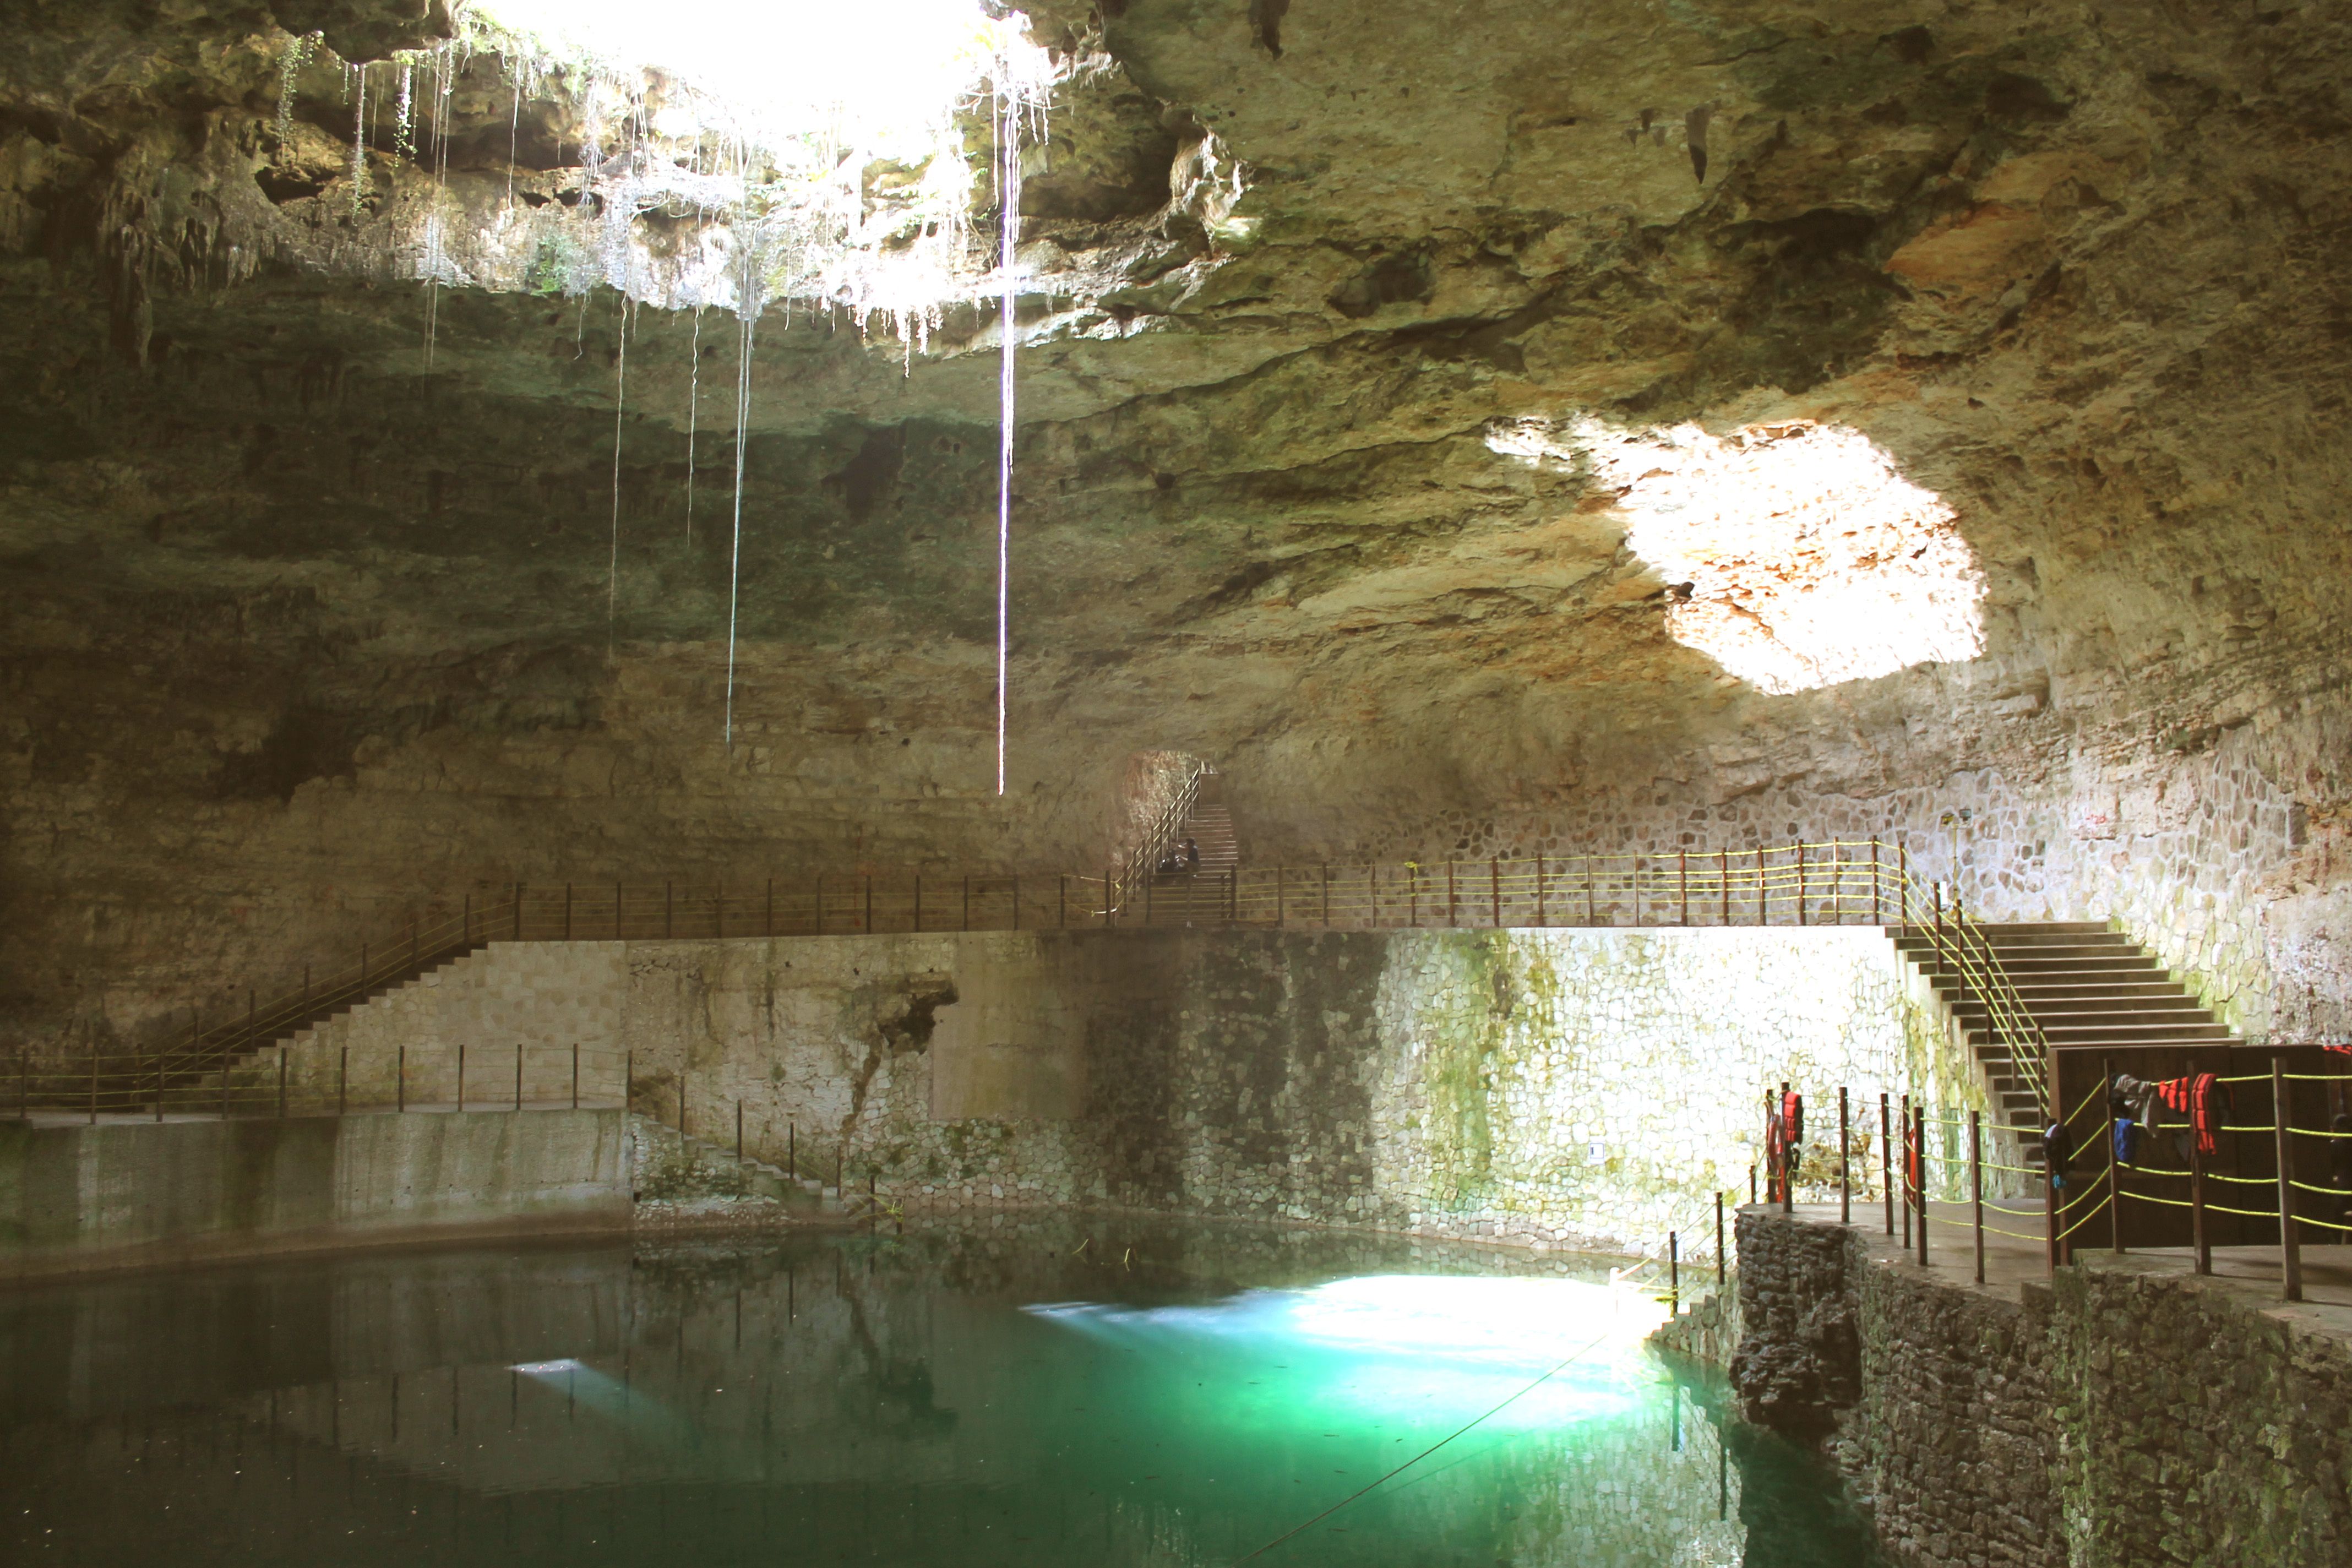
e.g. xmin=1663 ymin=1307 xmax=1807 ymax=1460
xmin=1766 ymin=1199 xmax=2352 ymax=1337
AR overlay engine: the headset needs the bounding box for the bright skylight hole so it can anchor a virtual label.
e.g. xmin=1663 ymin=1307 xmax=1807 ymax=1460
xmin=468 ymin=0 xmax=1044 ymax=151
xmin=1491 ymin=416 xmax=1986 ymax=694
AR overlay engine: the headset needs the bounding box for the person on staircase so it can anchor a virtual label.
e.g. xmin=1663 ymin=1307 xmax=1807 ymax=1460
xmin=1181 ymin=836 xmax=1201 ymax=873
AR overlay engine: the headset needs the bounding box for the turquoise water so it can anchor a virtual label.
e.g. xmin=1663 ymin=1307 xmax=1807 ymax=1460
xmin=0 ymin=1219 xmax=1877 ymax=1565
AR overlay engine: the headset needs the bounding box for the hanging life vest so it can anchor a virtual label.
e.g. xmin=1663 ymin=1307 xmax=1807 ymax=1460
xmin=1781 ymin=1092 xmax=1804 ymax=1177
xmin=2113 ymin=1117 xmax=2141 ymax=1166
xmin=2155 ymin=1073 xmax=2223 ymax=1156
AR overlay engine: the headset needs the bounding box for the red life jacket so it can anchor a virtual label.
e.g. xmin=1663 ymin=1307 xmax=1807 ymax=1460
xmin=2155 ymin=1073 xmax=2221 ymax=1155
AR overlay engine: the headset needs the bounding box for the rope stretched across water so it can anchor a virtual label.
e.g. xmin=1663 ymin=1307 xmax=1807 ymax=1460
xmin=1228 ymin=1329 xmax=1616 ymax=1565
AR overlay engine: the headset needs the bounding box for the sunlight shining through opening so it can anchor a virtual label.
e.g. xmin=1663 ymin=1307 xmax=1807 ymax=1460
xmin=1491 ymin=416 xmax=1986 ymax=693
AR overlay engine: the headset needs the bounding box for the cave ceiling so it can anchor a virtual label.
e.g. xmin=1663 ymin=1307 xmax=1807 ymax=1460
xmin=4 ymin=0 xmax=2349 ymax=859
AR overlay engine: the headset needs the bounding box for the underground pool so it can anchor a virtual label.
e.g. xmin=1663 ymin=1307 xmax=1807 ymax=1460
xmin=0 ymin=1219 xmax=1879 ymax=1565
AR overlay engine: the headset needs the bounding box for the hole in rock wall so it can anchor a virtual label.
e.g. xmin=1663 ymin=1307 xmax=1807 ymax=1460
xmin=1490 ymin=417 xmax=1985 ymax=694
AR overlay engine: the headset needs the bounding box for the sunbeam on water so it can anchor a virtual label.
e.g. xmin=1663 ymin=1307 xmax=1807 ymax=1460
xmin=1029 ymin=1275 xmax=1665 ymax=1439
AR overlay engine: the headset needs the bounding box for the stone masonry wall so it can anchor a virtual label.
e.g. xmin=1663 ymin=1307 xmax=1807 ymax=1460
xmin=271 ymin=926 xmax=1978 ymax=1258
xmin=1726 ymin=1209 xmax=2352 ymax=1568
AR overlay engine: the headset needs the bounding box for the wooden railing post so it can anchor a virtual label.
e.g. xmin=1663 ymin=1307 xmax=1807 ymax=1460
xmin=1446 ymin=861 xmax=1457 ymax=926
xmin=1534 ymin=856 xmax=1545 ymax=927
xmin=1491 ymin=857 xmax=1502 ymax=928
xmin=2274 ymin=1056 xmax=2303 ymax=1302
xmin=1871 ymin=839 xmax=1882 ymax=924
xmin=1716 ymin=1192 xmax=1725 ymax=1287
xmin=457 ymin=1042 xmax=466 ymax=1112
xmin=1678 ymin=850 xmax=1688 ymax=926
xmin=1718 ymin=849 xmax=1728 ymax=925
xmin=1795 ymin=842 xmax=1807 ymax=925
xmin=2182 ymin=1067 xmax=2201 ymax=1278
xmin=1755 ymin=847 xmax=1765 ymax=924
xmin=1901 ymin=1091 xmax=1912 ymax=1249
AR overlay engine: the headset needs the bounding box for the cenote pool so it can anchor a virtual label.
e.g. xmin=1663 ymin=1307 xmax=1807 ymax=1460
xmin=0 ymin=1219 xmax=1878 ymax=1566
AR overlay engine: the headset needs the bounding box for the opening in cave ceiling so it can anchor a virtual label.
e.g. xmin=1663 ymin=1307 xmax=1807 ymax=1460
xmin=1489 ymin=417 xmax=1986 ymax=696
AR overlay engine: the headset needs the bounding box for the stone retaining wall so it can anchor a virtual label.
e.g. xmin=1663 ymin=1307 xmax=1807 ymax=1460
xmin=1721 ymin=1210 xmax=2352 ymax=1568
xmin=271 ymin=926 xmax=1969 ymax=1257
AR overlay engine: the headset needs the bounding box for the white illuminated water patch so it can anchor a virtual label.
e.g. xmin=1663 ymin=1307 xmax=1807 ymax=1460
xmin=1490 ymin=416 xmax=1985 ymax=694
xmin=1028 ymin=1275 xmax=1667 ymax=1434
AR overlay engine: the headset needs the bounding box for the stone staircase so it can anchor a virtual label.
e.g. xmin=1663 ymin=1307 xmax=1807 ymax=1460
xmin=1141 ymin=775 xmax=1241 ymax=924
xmin=1890 ymin=921 xmax=2239 ymax=1167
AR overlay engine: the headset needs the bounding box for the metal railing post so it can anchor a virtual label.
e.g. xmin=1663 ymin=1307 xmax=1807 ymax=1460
xmin=1783 ymin=1088 xmax=1797 ymax=1215
xmin=1915 ymin=1104 xmax=1929 ymax=1266
xmin=1491 ymin=857 xmax=1502 ymax=928
xmin=1678 ymin=850 xmax=1687 ymax=926
xmin=1668 ymin=1232 xmax=1679 ymax=1314
xmin=737 ymin=1099 xmax=744 ymax=1163
xmin=1534 ymin=856 xmax=1545 ymax=927
xmin=1901 ymin=1091 xmax=1912 ymax=1249
xmin=1881 ymin=1092 xmax=1894 ymax=1235
xmin=1446 ymin=861 xmax=1457 ymax=925
xmin=1839 ymin=1086 xmax=1850 ymax=1224
xmin=457 ymin=1043 xmax=466 ymax=1113
xmin=1716 ymin=1192 xmax=1725 ymax=1286
xmin=1795 ymin=841 xmax=1806 ymax=925
xmin=1871 ymin=840 xmax=1882 ymax=925
xmin=1970 ymin=1109 xmax=1985 ymax=1284
xmin=515 ymin=1043 xmax=524 ymax=1110
xmin=1755 ymin=847 xmax=1765 ymax=923
xmin=2274 ymin=1056 xmax=2302 ymax=1302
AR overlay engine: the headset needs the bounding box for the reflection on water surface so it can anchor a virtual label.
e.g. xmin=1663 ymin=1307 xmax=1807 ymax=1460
xmin=0 ymin=1218 xmax=1878 ymax=1566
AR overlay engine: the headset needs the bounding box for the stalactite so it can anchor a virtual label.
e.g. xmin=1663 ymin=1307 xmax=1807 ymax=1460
xmin=685 ymin=305 xmax=701 ymax=548
xmin=607 ymin=295 xmax=629 ymax=655
xmin=723 ymin=242 xmax=759 ymax=749
xmin=993 ymin=87 xmax=1023 ymax=798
